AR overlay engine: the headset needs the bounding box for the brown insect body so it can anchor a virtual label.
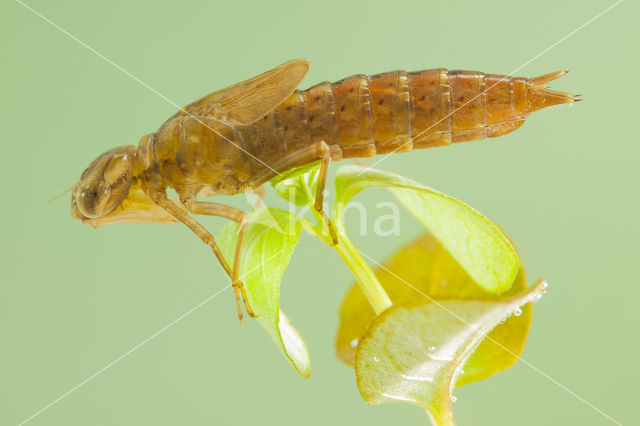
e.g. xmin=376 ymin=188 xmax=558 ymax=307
xmin=148 ymin=67 xmax=575 ymax=199
xmin=71 ymin=59 xmax=576 ymax=320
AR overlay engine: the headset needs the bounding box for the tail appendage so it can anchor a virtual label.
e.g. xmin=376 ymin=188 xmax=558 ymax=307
xmin=526 ymin=70 xmax=579 ymax=113
xmin=481 ymin=70 xmax=578 ymax=139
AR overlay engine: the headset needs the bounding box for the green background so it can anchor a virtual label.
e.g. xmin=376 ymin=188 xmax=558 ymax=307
xmin=1 ymin=0 xmax=636 ymax=424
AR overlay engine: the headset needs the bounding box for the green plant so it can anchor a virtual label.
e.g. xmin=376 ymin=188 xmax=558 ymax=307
xmin=217 ymin=163 xmax=545 ymax=425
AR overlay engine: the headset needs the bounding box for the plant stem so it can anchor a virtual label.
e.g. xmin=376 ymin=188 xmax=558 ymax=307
xmin=303 ymin=182 xmax=392 ymax=315
xmin=331 ymin=227 xmax=392 ymax=315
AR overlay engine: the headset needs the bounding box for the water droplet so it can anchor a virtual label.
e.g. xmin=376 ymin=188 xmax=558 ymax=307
xmin=80 ymin=191 xmax=86 ymax=198
xmin=514 ymin=308 xmax=522 ymax=317
xmin=103 ymin=188 xmax=110 ymax=195
xmin=428 ymin=346 xmax=436 ymax=352
xmin=451 ymin=396 xmax=458 ymax=403
xmin=122 ymin=154 xmax=128 ymax=161
xmin=542 ymin=281 xmax=549 ymax=289
xmin=350 ymin=339 xmax=359 ymax=348
xmin=460 ymin=369 xmax=465 ymax=374
xmin=373 ymin=356 xmax=380 ymax=362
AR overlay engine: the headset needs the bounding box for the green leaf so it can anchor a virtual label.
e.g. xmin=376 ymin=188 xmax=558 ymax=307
xmin=217 ymin=207 xmax=309 ymax=377
xmin=270 ymin=161 xmax=321 ymax=207
xmin=333 ymin=165 xmax=519 ymax=294
xmin=336 ymin=232 xmax=532 ymax=386
xmin=355 ymin=279 xmax=548 ymax=425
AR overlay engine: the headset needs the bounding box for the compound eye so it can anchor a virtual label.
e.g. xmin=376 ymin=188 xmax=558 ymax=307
xmin=75 ymin=183 xmax=107 ymax=218
xmin=104 ymin=153 xmax=131 ymax=187
xmin=101 ymin=153 xmax=133 ymax=214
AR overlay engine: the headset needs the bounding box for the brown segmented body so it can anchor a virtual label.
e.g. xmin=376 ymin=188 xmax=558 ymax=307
xmin=152 ymin=68 xmax=575 ymax=196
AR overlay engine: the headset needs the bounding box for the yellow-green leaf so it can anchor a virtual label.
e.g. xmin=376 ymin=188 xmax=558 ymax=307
xmin=355 ymin=280 xmax=547 ymax=425
xmin=217 ymin=207 xmax=309 ymax=377
xmin=270 ymin=161 xmax=321 ymax=207
xmin=333 ymin=165 xmax=519 ymax=294
xmin=336 ymin=233 xmax=532 ymax=386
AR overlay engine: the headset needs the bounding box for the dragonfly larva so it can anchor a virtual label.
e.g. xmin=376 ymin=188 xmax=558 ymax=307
xmin=70 ymin=59 xmax=577 ymax=319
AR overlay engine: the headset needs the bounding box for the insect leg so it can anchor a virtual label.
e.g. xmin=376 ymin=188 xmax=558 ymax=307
xmin=245 ymin=141 xmax=339 ymax=244
xmin=180 ymin=195 xmax=257 ymax=320
xmin=144 ymin=185 xmax=251 ymax=321
xmin=252 ymin=185 xmax=266 ymax=208
xmin=145 ymin=188 xmax=232 ymax=273
xmin=314 ymin=143 xmax=338 ymax=245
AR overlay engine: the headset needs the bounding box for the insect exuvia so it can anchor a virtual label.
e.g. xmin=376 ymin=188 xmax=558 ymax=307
xmin=70 ymin=59 xmax=577 ymax=320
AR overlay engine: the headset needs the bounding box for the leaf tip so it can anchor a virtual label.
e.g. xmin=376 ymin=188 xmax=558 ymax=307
xmin=527 ymin=278 xmax=549 ymax=303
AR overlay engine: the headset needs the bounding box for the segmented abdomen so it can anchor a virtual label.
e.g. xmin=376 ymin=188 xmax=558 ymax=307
xmin=239 ymin=68 xmax=575 ymax=170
